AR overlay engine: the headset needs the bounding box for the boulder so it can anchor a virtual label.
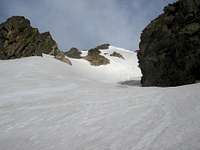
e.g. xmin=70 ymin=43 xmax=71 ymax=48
xmin=0 ymin=16 xmax=59 ymax=59
xmin=138 ymin=0 xmax=200 ymax=86
xmin=55 ymin=52 xmax=72 ymax=65
xmin=110 ymin=51 xmax=125 ymax=59
xmin=64 ymin=47 xmax=82 ymax=59
xmin=84 ymin=48 xmax=110 ymax=66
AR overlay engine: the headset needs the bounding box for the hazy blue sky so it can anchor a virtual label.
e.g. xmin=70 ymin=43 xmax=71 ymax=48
xmin=0 ymin=0 xmax=176 ymax=50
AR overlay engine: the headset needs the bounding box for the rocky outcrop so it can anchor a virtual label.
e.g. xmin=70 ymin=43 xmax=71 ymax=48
xmin=0 ymin=16 xmax=59 ymax=59
xmin=110 ymin=51 xmax=125 ymax=59
xmin=55 ymin=52 xmax=72 ymax=65
xmin=95 ymin=44 xmax=110 ymax=50
xmin=63 ymin=44 xmax=111 ymax=66
xmin=64 ymin=47 xmax=82 ymax=59
xmin=138 ymin=0 xmax=200 ymax=86
xmin=84 ymin=48 xmax=110 ymax=66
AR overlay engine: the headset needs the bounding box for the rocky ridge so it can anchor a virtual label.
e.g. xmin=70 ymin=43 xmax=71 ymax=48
xmin=0 ymin=16 xmax=59 ymax=59
xmin=64 ymin=44 xmax=111 ymax=66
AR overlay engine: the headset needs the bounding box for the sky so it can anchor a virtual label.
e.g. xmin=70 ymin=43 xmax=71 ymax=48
xmin=0 ymin=0 xmax=176 ymax=51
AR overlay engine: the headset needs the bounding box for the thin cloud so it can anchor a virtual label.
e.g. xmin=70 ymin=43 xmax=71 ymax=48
xmin=0 ymin=0 xmax=176 ymax=50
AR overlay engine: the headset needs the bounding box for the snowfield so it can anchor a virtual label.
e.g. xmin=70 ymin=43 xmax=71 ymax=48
xmin=70 ymin=46 xmax=141 ymax=83
xmin=0 ymin=47 xmax=200 ymax=150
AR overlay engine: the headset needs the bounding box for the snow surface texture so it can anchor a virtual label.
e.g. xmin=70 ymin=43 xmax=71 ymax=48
xmin=0 ymin=47 xmax=200 ymax=150
xmin=70 ymin=46 xmax=141 ymax=83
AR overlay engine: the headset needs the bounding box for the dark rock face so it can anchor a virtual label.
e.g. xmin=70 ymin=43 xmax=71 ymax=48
xmin=138 ymin=0 xmax=200 ymax=86
xmin=0 ymin=16 xmax=59 ymax=59
xmin=95 ymin=44 xmax=110 ymax=50
xmin=64 ymin=47 xmax=82 ymax=59
xmin=110 ymin=51 xmax=125 ymax=59
xmin=37 ymin=32 xmax=59 ymax=55
xmin=84 ymin=48 xmax=110 ymax=66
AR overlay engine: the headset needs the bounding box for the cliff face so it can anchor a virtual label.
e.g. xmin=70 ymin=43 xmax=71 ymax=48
xmin=0 ymin=16 xmax=59 ymax=59
xmin=138 ymin=0 xmax=200 ymax=86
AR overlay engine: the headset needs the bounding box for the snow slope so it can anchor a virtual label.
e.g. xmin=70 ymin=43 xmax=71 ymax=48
xmin=0 ymin=47 xmax=200 ymax=150
xmin=68 ymin=46 xmax=141 ymax=83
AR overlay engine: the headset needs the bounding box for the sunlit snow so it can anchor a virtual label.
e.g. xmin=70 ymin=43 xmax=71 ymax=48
xmin=0 ymin=47 xmax=200 ymax=150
